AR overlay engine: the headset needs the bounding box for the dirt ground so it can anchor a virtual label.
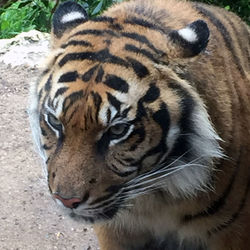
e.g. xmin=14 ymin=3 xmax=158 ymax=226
xmin=0 ymin=63 xmax=99 ymax=250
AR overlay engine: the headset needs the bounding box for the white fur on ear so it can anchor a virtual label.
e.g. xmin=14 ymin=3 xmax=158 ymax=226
xmin=52 ymin=1 xmax=88 ymax=38
xmin=168 ymin=20 xmax=210 ymax=57
xmin=178 ymin=27 xmax=198 ymax=43
xmin=61 ymin=11 xmax=87 ymax=24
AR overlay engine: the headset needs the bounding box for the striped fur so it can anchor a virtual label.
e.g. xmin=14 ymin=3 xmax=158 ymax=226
xmin=29 ymin=0 xmax=250 ymax=249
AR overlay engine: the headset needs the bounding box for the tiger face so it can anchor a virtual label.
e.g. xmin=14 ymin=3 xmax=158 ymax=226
xmin=29 ymin=0 xmax=223 ymax=223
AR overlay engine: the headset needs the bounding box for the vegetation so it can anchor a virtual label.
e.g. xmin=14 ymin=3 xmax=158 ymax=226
xmin=0 ymin=0 xmax=249 ymax=39
xmin=197 ymin=0 xmax=250 ymax=25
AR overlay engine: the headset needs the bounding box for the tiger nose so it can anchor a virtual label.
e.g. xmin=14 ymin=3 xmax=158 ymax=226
xmin=53 ymin=194 xmax=82 ymax=209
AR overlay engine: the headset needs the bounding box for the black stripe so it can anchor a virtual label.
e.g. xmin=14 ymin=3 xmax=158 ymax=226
xmin=81 ymin=192 xmax=90 ymax=204
xmin=114 ymin=156 xmax=131 ymax=167
xmin=38 ymin=88 xmax=43 ymax=101
xmin=42 ymin=144 xmax=52 ymax=150
xmin=126 ymin=56 xmax=149 ymax=78
xmin=92 ymin=16 xmax=115 ymax=23
xmin=106 ymin=108 xmax=111 ymax=123
xmin=122 ymin=157 xmax=135 ymax=163
xmin=59 ymin=48 xmax=129 ymax=68
xmin=83 ymin=16 xmax=123 ymax=31
xmin=87 ymin=106 xmax=94 ymax=124
xmin=89 ymin=193 xmax=114 ymax=206
xmin=89 ymin=195 xmax=122 ymax=211
xmin=137 ymin=102 xmax=170 ymax=157
xmin=81 ymin=65 xmax=98 ymax=82
xmin=195 ymin=4 xmax=246 ymax=78
xmin=140 ymin=83 xmax=160 ymax=103
xmin=109 ymin=23 xmax=123 ymax=31
xmin=41 ymin=127 xmax=47 ymax=136
xmin=124 ymin=44 xmax=159 ymax=63
xmin=222 ymin=12 xmax=250 ymax=71
xmin=104 ymin=74 xmax=129 ymax=93
xmin=65 ymin=106 xmax=78 ymax=125
xmin=47 ymin=97 xmax=54 ymax=110
xmin=121 ymin=32 xmax=165 ymax=55
xmin=45 ymin=157 xmax=50 ymax=165
xmin=128 ymin=127 xmax=146 ymax=151
xmin=104 ymin=39 xmax=112 ymax=46
xmin=135 ymin=82 xmax=160 ymax=120
xmin=124 ymin=17 xmax=169 ymax=34
xmin=91 ymin=91 xmax=102 ymax=123
xmin=41 ymin=68 xmax=50 ymax=77
xmin=71 ymin=28 xmax=164 ymax=56
xmin=61 ymin=40 xmax=92 ymax=49
xmin=107 ymin=164 xmax=137 ymax=177
xmin=58 ymin=71 xmax=78 ymax=83
xmin=107 ymin=92 xmax=122 ymax=112
xmin=167 ymin=82 xmax=195 ymax=161
xmin=121 ymin=107 xmax=131 ymax=118
xmin=41 ymin=118 xmax=53 ymax=134
xmin=70 ymin=29 xmax=118 ymax=39
xmin=153 ymin=102 xmax=170 ymax=135
xmin=133 ymin=5 xmax=169 ymax=24
xmin=208 ymin=179 xmax=250 ymax=236
xmin=96 ymin=133 xmax=110 ymax=155
xmin=183 ymin=158 xmax=240 ymax=222
xmin=95 ymin=66 xmax=104 ymax=83
xmin=54 ymin=87 xmax=69 ymax=98
xmin=131 ymin=102 xmax=170 ymax=166
xmin=105 ymin=184 xmax=122 ymax=193
xmin=101 ymin=205 xmax=120 ymax=220
xmin=45 ymin=74 xmax=52 ymax=92
xmin=62 ymin=90 xmax=84 ymax=115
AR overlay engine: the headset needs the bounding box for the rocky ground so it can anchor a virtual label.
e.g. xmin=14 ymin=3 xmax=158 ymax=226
xmin=0 ymin=32 xmax=99 ymax=250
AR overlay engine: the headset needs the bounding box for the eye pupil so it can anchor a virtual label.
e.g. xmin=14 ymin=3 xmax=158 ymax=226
xmin=47 ymin=113 xmax=62 ymax=130
xmin=50 ymin=116 xmax=59 ymax=125
xmin=109 ymin=123 xmax=129 ymax=139
xmin=110 ymin=124 xmax=126 ymax=135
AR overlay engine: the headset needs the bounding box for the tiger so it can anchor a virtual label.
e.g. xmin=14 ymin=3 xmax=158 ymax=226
xmin=28 ymin=0 xmax=250 ymax=249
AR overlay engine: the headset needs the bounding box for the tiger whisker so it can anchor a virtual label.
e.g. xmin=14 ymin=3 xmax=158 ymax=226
xmin=121 ymin=163 xmax=204 ymax=199
xmin=125 ymin=154 xmax=208 ymax=189
xmin=125 ymin=150 xmax=192 ymax=186
xmin=120 ymin=157 xmax=212 ymax=199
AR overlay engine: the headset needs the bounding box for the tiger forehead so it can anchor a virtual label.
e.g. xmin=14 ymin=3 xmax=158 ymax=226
xmin=41 ymin=11 xmax=172 ymax=102
xmin=52 ymin=13 xmax=166 ymax=72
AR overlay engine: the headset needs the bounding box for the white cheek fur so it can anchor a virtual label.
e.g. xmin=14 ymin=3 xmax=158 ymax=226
xmin=28 ymin=81 xmax=48 ymax=178
xmin=162 ymin=105 xmax=223 ymax=198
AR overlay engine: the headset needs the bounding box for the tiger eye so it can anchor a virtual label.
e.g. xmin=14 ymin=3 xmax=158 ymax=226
xmin=109 ymin=124 xmax=128 ymax=136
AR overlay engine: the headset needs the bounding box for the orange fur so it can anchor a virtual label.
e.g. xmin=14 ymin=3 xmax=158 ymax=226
xmin=30 ymin=0 xmax=250 ymax=249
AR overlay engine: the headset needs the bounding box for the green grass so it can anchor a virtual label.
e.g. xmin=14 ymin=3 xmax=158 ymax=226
xmin=0 ymin=0 xmax=249 ymax=39
xmin=0 ymin=0 xmax=55 ymax=38
xmin=0 ymin=0 xmax=122 ymax=38
xmin=197 ymin=0 xmax=250 ymax=25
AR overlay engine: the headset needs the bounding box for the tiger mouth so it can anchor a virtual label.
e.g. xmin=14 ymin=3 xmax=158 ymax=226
xmin=69 ymin=205 xmax=120 ymax=223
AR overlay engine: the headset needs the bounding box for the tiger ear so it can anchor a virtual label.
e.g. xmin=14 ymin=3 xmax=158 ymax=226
xmin=52 ymin=1 xmax=88 ymax=38
xmin=167 ymin=20 xmax=210 ymax=58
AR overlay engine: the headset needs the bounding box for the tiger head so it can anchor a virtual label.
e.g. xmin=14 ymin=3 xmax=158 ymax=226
xmin=29 ymin=0 xmax=223 ymax=223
